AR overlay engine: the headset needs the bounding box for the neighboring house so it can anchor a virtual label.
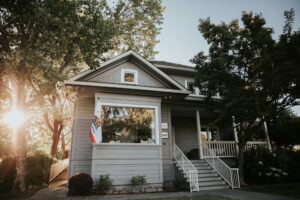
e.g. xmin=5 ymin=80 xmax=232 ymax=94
xmin=65 ymin=50 xmax=271 ymax=192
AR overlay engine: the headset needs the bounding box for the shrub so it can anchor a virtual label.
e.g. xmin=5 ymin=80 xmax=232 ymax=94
xmin=97 ymin=174 xmax=113 ymax=195
xmin=244 ymin=147 xmax=288 ymax=184
xmin=187 ymin=149 xmax=200 ymax=160
xmin=69 ymin=173 xmax=93 ymax=195
xmin=131 ymin=175 xmax=146 ymax=192
xmin=0 ymin=156 xmax=16 ymax=192
xmin=173 ymin=173 xmax=188 ymax=190
xmin=26 ymin=151 xmax=54 ymax=186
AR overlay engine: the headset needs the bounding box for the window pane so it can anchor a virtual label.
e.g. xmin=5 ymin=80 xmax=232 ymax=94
xmin=101 ymin=106 xmax=156 ymax=144
xmin=187 ymin=82 xmax=195 ymax=93
xmin=124 ymin=72 xmax=135 ymax=82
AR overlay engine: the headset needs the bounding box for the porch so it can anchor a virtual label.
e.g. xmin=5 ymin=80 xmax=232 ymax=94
xmin=170 ymin=109 xmax=270 ymax=159
xmin=170 ymin=108 xmax=270 ymax=192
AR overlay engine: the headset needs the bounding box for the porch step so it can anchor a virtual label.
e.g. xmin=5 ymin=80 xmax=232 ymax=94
xmin=176 ymin=159 xmax=231 ymax=191
xmin=198 ymin=185 xmax=230 ymax=191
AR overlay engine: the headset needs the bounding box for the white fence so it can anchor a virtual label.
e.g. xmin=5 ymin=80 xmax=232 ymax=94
xmin=245 ymin=141 xmax=269 ymax=151
xmin=202 ymin=141 xmax=269 ymax=158
xmin=174 ymin=144 xmax=199 ymax=192
xmin=49 ymin=158 xmax=69 ymax=182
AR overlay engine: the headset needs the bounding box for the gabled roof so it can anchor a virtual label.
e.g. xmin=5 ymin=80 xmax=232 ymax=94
xmin=66 ymin=50 xmax=190 ymax=94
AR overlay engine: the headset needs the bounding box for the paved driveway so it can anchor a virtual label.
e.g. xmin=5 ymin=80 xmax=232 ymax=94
xmin=30 ymin=187 xmax=298 ymax=200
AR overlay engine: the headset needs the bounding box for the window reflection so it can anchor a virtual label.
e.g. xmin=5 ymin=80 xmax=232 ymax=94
xmin=101 ymin=106 xmax=156 ymax=144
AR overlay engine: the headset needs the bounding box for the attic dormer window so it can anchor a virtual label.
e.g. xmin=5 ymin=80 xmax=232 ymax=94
xmin=121 ymin=69 xmax=138 ymax=84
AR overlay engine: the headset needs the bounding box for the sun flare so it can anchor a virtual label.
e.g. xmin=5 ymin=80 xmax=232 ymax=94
xmin=3 ymin=109 xmax=26 ymax=128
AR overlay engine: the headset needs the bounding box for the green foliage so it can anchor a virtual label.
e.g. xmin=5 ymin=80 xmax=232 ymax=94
xmin=187 ymin=149 xmax=200 ymax=160
xmin=191 ymin=9 xmax=300 ymax=184
xmin=244 ymin=147 xmax=289 ymax=183
xmin=131 ymin=175 xmax=146 ymax=192
xmin=173 ymin=174 xmax=188 ymax=190
xmin=0 ymin=156 xmax=16 ymax=192
xmin=69 ymin=173 xmax=93 ymax=196
xmin=26 ymin=151 xmax=54 ymax=186
xmin=107 ymin=0 xmax=164 ymax=59
xmin=269 ymin=110 xmax=300 ymax=148
xmin=97 ymin=174 xmax=113 ymax=195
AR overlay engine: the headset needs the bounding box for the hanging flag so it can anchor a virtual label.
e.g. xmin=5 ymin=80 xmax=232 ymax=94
xmin=89 ymin=100 xmax=102 ymax=143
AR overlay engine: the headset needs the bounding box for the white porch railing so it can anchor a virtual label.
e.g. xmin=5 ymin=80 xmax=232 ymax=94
xmin=202 ymin=141 xmax=269 ymax=158
xmin=204 ymin=150 xmax=240 ymax=189
xmin=174 ymin=144 xmax=199 ymax=192
xmin=202 ymin=141 xmax=237 ymax=158
xmin=245 ymin=141 xmax=268 ymax=151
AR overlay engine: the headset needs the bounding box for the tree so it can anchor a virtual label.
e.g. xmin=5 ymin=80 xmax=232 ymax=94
xmin=269 ymin=110 xmax=300 ymax=148
xmin=191 ymin=10 xmax=300 ymax=185
xmin=0 ymin=0 xmax=116 ymax=192
xmin=42 ymin=0 xmax=164 ymax=159
xmin=107 ymin=0 xmax=164 ymax=59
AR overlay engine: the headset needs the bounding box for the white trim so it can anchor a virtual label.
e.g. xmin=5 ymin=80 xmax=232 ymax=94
xmin=67 ymin=50 xmax=188 ymax=92
xmin=95 ymin=101 xmax=160 ymax=145
xmin=65 ymin=80 xmax=191 ymax=94
xmin=121 ymin=69 xmax=138 ymax=84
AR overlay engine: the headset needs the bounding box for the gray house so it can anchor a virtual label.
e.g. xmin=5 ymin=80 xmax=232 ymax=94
xmin=66 ymin=50 xmax=270 ymax=192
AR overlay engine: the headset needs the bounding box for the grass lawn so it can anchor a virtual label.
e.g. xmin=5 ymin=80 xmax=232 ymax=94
xmin=141 ymin=195 xmax=235 ymax=200
xmin=241 ymin=182 xmax=300 ymax=199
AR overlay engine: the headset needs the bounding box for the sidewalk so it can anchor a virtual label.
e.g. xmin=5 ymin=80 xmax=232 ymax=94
xmin=30 ymin=187 xmax=298 ymax=200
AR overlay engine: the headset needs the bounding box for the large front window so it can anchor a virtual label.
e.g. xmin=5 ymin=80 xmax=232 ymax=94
xmin=100 ymin=105 xmax=157 ymax=144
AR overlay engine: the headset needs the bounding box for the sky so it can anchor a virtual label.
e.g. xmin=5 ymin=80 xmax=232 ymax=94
xmin=154 ymin=0 xmax=300 ymax=115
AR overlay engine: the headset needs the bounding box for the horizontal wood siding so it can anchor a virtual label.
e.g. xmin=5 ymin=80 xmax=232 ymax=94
xmin=161 ymin=104 xmax=175 ymax=181
xmin=173 ymin=117 xmax=198 ymax=155
xmin=92 ymin=145 xmax=163 ymax=185
xmin=69 ymin=97 xmax=94 ymax=179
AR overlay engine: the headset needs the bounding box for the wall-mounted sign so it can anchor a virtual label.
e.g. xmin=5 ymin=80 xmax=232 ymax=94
xmin=162 ymin=131 xmax=168 ymax=139
xmin=161 ymin=123 xmax=168 ymax=129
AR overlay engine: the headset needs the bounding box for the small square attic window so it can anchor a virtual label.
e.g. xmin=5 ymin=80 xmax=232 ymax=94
xmin=121 ymin=69 xmax=138 ymax=84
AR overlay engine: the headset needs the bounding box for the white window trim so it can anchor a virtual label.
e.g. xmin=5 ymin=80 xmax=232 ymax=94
xmin=121 ymin=69 xmax=138 ymax=84
xmin=97 ymin=102 xmax=159 ymax=145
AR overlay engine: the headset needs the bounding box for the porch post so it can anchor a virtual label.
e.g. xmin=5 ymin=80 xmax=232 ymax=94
xmin=196 ymin=110 xmax=203 ymax=159
xmin=232 ymin=116 xmax=239 ymax=155
xmin=262 ymin=115 xmax=272 ymax=151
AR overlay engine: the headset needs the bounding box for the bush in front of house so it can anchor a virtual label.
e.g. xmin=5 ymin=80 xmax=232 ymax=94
xmin=26 ymin=151 xmax=54 ymax=186
xmin=173 ymin=173 xmax=188 ymax=190
xmin=244 ymin=147 xmax=289 ymax=184
xmin=131 ymin=175 xmax=146 ymax=192
xmin=187 ymin=148 xmax=200 ymax=160
xmin=0 ymin=156 xmax=16 ymax=192
xmin=69 ymin=173 xmax=93 ymax=195
xmin=97 ymin=174 xmax=113 ymax=195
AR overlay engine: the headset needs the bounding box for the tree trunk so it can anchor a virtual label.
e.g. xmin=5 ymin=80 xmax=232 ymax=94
xmin=237 ymin=140 xmax=246 ymax=186
xmin=61 ymin=133 xmax=66 ymax=159
xmin=51 ymin=131 xmax=60 ymax=157
xmin=13 ymin=81 xmax=27 ymax=192
xmin=13 ymin=125 xmax=27 ymax=192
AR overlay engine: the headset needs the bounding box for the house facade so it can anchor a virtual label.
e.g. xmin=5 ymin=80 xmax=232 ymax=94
xmin=66 ymin=50 xmax=270 ymax=192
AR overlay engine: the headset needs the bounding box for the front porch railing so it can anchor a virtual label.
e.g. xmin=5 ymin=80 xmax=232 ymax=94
xmin=204 ymin=149 xmax=240 ymax=189
xmin=202 ymin=141 xmax=269 ymax=158
xmin=174 ymin=144 xmax=199 ymax=192
xmin=245 ymin=141 xmax=269 ymax=151
xmin=202 ymin=141 xmax=237 ymax=158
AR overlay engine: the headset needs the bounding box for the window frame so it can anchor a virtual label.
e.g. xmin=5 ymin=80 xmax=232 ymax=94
xmin=121 ymin=69 xmax=138 ymax=84
xmin=98 ymin=102 xmax=159 ymax=145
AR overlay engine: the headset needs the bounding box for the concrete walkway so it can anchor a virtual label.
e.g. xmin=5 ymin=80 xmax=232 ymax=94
xmin=30 ymin=187 xmax=298 ymax=200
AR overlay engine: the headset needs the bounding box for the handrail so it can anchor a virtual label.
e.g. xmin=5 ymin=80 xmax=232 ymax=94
xmin=173 ymin=144 xmax=199 ymax=192
xmin=204 ymin=149 xmax=240 ymax=189
xmin=245 ymin=141 xmax=268 ymax=151
xmin=49 ymin=158 xmax=69 ymax=182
